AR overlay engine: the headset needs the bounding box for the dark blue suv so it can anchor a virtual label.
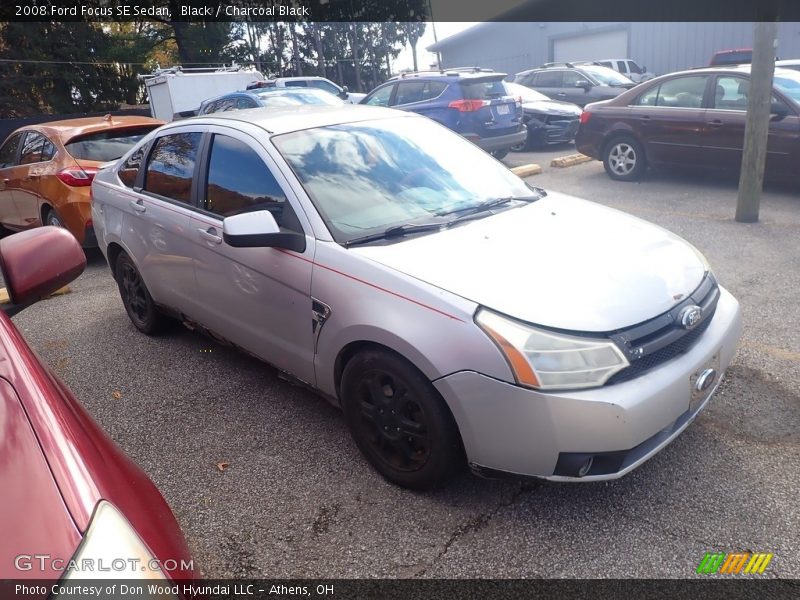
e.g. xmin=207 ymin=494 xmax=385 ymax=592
xmin=361 ymin=69 xmax=526 ymax=158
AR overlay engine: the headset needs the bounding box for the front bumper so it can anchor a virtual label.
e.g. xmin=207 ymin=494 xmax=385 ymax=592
xmin=433 ymin=286 xmax=742 ymax=481
xmin=528 ymin=117 xmax=580 ymax=145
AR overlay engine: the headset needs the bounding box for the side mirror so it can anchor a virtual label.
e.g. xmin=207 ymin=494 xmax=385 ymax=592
xmin=575 ymin=80 xmax=592 ymax=91
xmin=222 ymin=210 xmax=306 ymax=253
xmin=770 ymin=102 xmax=789 ymax=118
xmin=0 ymin=227 xmax=86 ymax=316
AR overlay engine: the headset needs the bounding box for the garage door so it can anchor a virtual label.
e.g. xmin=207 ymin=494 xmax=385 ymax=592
xmin=553 ymin=29 xmax=629 ymax=63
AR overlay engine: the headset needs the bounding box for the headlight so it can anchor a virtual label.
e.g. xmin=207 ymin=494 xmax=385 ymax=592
xmin=61 ymin=501 xmax=173 ymax=585
xmin=476 ymin=308 xmax=629 ymax=390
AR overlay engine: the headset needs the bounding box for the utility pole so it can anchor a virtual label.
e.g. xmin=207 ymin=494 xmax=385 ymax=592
xmin=735 ymin=20 xmax=778 ymax=223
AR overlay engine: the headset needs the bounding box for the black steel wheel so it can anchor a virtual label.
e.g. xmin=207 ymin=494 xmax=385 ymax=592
xmin=341 ymin=349 xmax=463 ymax=490
xmin=115 ymin=252 xmax=168 ymax=335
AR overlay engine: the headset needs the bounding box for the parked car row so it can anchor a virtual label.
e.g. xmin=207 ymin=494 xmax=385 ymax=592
xmin=576 ymin=65 xmax=800 ymax=182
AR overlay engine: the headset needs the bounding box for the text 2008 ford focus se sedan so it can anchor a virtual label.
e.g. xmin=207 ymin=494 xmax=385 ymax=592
xmin=91 ymin=105 xmax=742 ymax=490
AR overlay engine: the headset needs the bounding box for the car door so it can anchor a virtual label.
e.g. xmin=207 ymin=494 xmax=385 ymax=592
xmin=0 ymin=132 xmax=24 ymax=228
xmin=123 ymin=129 xmax=203 ymax=315
xmin=627 ymin=75 xmax=710 ymax=166
xmin=531 ymin=70 xmax=565 ymax=101
xmin=703 ymin=74 xmax=800 ymax=176
xmin=561 ymin=70 xmax=593 ymax=105
xmin=189 ymin=127 xmax=316 ymax=384
xmin=15 ymin=131 xmax=50 ymax=227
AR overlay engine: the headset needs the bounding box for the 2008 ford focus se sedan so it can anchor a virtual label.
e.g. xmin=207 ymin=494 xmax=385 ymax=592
xmin=91 ymin=105 xmax=742 ymax=490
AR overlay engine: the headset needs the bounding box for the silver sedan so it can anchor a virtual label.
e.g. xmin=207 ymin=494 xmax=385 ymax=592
xmin=91 ymin=106 xmax=742 ymax=489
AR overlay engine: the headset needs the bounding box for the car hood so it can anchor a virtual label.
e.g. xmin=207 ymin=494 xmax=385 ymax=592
xmin=350 ymin=192 xmax=707 ymax=332
xmin=0 ymin=377 xmax=81 ymax=579
xmin=522 ymin=99 xmax=581 ymax=116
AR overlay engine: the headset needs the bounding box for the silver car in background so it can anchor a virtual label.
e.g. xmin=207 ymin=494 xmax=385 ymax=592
xmin=91 ymin=106 xmax=742 ymax=490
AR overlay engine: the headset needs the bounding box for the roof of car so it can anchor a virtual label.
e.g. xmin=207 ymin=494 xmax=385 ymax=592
xmin=23 ymin=116 xmax=164 ymax=144
xmin=181 ymin=105 xmax=413 ymax=135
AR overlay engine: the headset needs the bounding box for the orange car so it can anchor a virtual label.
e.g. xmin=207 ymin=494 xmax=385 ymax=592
xmin=0 ymin=115 xmax=164 ymax=247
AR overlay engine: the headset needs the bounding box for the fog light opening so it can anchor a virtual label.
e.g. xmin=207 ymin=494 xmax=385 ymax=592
xmin=577 ymin=456 xmax=594 ymax=477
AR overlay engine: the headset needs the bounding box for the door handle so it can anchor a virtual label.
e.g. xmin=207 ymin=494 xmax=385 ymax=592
xmin=556 ymin=93 xmax=567 ymax=97
xmin=22 ymin=175 xmax=39 ymax=182
xmin=707 ymin=120 xmax=724 ymax=128
xmin=198 ymin=227 xmax=222 ymax=245
xmin=129 ymin=199 xmax=146 ymax=213
xmin=0 ymin=178 xmax=8 ymax=189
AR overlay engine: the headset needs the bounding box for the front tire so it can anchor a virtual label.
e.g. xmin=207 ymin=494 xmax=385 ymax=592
xmin=340 ymin=349 xmax=463 ymax=490
xmin=490 ymin=149 xmax=509 ymax=159
xmin=115 ymin=252 xmax=169 ymax=335
xmin=603 ymin=135 xmax=646 ymax=181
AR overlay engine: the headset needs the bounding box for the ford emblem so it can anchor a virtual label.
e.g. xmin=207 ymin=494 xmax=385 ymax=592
xmin=679 ymin=305 xmax=703 ymax=330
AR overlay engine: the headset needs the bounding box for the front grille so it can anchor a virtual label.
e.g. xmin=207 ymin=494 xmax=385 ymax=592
xmin=606 ymin=274 xmax=720 ymax=385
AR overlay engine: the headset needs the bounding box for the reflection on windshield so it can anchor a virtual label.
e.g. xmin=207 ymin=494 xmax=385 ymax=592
xmin=273 ymin=117 xmax=533 ymax=243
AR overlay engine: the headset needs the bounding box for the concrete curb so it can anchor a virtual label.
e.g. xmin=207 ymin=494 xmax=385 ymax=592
xmin=0 ymin=286 xmax=71 ymax=305
xmin=510 ymin=164 xmax=543 ymax=177
xmin=550 ymin=153 xmax=593 ymax=168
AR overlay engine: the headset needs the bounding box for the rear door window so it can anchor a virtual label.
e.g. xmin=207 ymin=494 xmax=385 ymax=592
xmin=118 ymin=145 xmax=147 ymax=188
xmin=532 ymin=71 xmax=563 ymax=87
xmin=19 ymin=132 xmax=46 ymax=165
xmin=395 ymin=82 xmax=427 ymax=105
xmin=635 ymin=76 xmax=709 ymax=108
xmin=0 ymin=133 xmax=23 ymax=168
xmin=203 ymin=134 xmax=301 ymax=231
xmin=143 ymin=132 xmax=202 ymax=203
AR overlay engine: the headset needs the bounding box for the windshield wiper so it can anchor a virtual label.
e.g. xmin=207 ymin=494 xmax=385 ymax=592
xmin=344 ymin=190 xmax=546 ymax=248
xmin=344 ymin=222 xmax=447 ymax=247
xmin=438 ymin=192 xmax=545 ymax=219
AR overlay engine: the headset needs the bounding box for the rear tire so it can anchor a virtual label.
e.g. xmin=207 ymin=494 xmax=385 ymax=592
xmin=115 ymin=252 xmax=169 ymax=335
xmin=44 ymin=207 xmax=63 ymax=228
xmin=602 ymin=135 xmax=646 ymax=181
xmin=340 ymin=349 xmax=463 ymax=490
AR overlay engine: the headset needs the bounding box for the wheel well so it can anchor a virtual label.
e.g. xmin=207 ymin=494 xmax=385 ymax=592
xmin=106 ymin=242 xmax=125 ymax=279
xmin=40 ymin=204 xmax=53 ymax=225
xmin=333 ymin=341 xmax=433 ymax=401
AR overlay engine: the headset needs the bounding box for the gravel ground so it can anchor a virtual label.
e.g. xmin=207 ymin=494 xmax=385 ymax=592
xmin=10 ymin=144 xmax=800 ymax=579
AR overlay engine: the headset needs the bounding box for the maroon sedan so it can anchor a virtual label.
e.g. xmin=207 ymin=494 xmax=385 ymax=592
xmin=576 ymin=65 xmax=800 ymax=182
xmin=0 ymin=227 xmax=197 ymax=594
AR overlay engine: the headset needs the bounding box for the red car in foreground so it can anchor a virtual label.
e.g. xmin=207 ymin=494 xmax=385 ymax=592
xmin=0 ymin=227 xmax=197 ymax=596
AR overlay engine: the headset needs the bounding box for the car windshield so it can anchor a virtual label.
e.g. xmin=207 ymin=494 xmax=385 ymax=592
xmin=504 ymin=82 xmax=549 ymax=103
xmin=254 ymin=88 xmax=343 ymax=106
xmin=774 ymin=70 xmax=800 ymax=103
xmin=64 ymin=126 xmax=160 ymax=161
xmin=580 ymin=65 xmax=634 ymax=86
xmin=273 ymin=116 xmax=536 ymax=245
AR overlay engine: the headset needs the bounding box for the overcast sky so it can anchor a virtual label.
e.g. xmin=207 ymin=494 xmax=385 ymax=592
xmin=394 ymin=22 xmax=479 ymax=71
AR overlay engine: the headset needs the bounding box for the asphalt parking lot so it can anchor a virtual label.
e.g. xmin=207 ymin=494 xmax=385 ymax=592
xmin=12 ymin=146 xmax=800 ymax=578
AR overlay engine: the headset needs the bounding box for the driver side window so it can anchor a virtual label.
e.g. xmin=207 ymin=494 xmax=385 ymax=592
xmin=203 ymin=134 xmax=302 ymax=232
